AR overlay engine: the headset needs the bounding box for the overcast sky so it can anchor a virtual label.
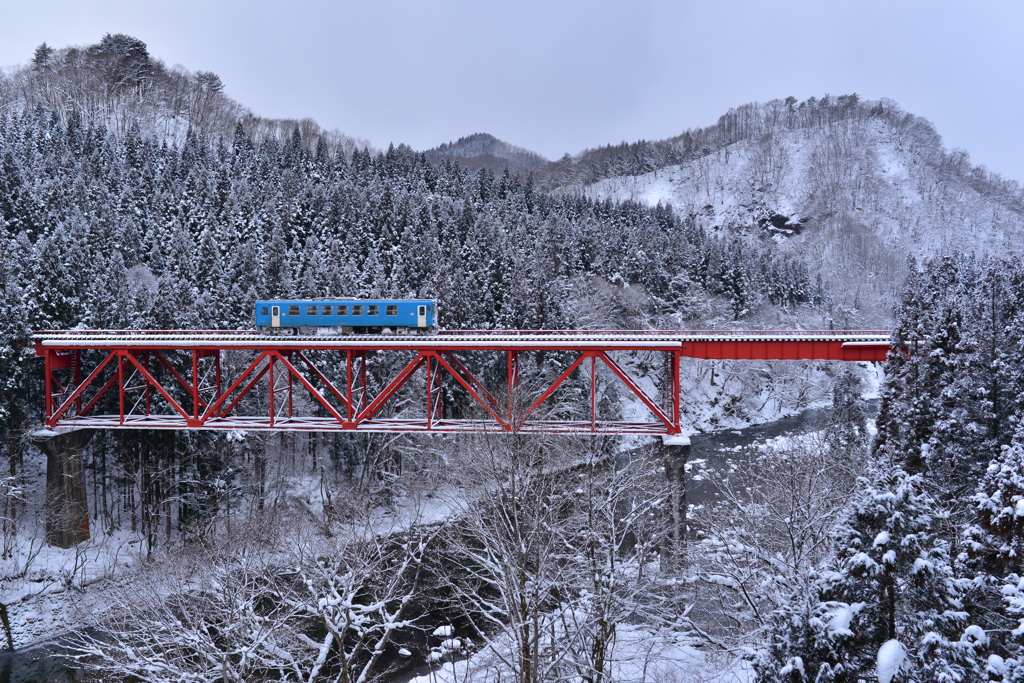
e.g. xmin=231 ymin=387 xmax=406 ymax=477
xmin=3 ymin=0 xmax=1024 ymax=180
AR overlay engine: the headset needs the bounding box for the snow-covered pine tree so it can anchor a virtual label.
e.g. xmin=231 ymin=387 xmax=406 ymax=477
xmin=874 ymin=255 xmax=981 ymax=482
xmin=757 ymin=469 xmax=985 ymax=682
xmin=973 ymin=426 xmax=1024 ymax=571
xmin=918 ymin=257 xmax=992 ymax=486
xmin=259 ymin=222 xmax=292 ymax=298
xmin=0 ymin=235 xmax=30 ymax=433
xmin=755 ymin=577 xmax=857 ymax=683
xmin=827 ymin=368 xmax=867 ymax=454
xmin=961 ymin=425 xmax=1024 ymax=681
xmin=25 ymin=228 xmax=82 ymax=330
xmin=85 ymin=251 xmax=132 ymax=329
xmin=874 ymin=260 xmax=929 ymax=469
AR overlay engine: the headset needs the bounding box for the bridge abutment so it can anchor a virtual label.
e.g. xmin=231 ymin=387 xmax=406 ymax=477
xmin=30 ymin=429 xmax=92 ymax=548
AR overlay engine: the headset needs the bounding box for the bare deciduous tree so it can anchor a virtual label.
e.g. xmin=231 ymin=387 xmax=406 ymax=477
xmin=67 ymin=542 xmax=309 ymax=682
xmin=686 ymin=434 xmax=863 ymax=647
xmin=436 ymin=434 xmax=684 ymax=683
xmin=67 ymin=511 xmax=437 ymax=683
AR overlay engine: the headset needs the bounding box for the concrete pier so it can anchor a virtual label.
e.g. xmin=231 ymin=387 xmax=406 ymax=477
xmin=30 ymin=429 xmax=93 ymax=548
xmin=661 ymin=433 xmax=691 ymax=569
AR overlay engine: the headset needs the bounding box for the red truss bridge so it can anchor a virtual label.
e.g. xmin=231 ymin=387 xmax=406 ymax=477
xmin=33 ymin=330 xmax=891 ymax=436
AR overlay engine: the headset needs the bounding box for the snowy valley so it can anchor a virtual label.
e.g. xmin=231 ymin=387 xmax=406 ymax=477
xmin=0 ymin=35 xmax=1023 ymax=683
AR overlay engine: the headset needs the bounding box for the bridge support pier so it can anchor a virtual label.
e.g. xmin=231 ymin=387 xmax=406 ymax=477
xmin=661 ymin=435 xmax=690 ymax=570
xmin=30 ymin=429 xmax=93 ymax=548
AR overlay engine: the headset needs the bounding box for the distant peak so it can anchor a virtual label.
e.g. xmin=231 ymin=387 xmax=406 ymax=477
xmin=435 ymin=133 xmax=501 ymax=151
xmin=424 ymin=133 xmax=549 ymax=175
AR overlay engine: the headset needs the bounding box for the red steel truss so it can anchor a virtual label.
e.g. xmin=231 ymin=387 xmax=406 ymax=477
xmin=33 ymin=330 xmax=891 ymax=435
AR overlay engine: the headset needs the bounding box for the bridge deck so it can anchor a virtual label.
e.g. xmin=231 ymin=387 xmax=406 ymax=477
xmin=34 ymin=329 xmax=891 ymax=359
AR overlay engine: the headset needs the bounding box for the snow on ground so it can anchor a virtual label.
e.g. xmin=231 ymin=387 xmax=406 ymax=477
xmin=1 ymin=528 xmax=149 ymax=648
xmin=1 ymin=442 xmax=153 ymax=648
xmin=406 ymin=625 xmax=751 ymax=683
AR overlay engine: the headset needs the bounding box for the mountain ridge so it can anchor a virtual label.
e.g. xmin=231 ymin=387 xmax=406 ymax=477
xmin=0 ymin=33 xmax=370 ymax=153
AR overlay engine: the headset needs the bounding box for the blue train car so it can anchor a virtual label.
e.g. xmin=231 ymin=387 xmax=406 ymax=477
xmin=255 ymin=299 xmax=438 ymax=335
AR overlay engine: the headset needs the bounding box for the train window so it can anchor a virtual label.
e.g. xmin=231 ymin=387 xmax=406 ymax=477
xmin=307 ymin=305 xmax=318 ymax=316
xmin=386 ymin=305 xmax=398 ymax=316
xmin=368 ymin=305 xmax=380 ymax=316
xmin=353 ymin=305 xmax=364 ymax=316
xmin=338 ymin=305 xmax=349 ymax=316
xmin=288 ymin=305 xmax=300 ymax=316
xmin=261 ymin=307 xmax=269 ymax=316
xmin=322 ymin=305 xmax=333 ymax=316
xmin=428 ymin=304 xmax=434 ymax=313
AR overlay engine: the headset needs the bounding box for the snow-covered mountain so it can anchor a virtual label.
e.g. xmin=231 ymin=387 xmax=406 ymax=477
xmin=545 ymin=97 xmax=1024 ymax=321
xmin=0 ymin=33 xmax=370 ymax=152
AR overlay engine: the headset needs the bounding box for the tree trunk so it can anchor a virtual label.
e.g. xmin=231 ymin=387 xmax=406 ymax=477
xmin=31 ymin=429 xmax=93 ymax=548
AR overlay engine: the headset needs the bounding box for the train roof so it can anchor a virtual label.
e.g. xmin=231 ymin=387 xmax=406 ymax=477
xmin=255 ymin=297 xmax=435 ymax=302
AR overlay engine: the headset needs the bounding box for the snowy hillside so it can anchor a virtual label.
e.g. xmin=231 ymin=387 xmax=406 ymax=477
xmin=554 ymin=98 xmax=1024 ymax=322
xmin=0 ymin=34 xmax=370 ymax=153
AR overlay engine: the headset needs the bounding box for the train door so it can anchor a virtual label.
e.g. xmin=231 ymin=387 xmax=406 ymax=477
xmin=418 ymin=305 xmax=427 ymax=328
xmin=271 ymin=306 xmax=281 ymax=328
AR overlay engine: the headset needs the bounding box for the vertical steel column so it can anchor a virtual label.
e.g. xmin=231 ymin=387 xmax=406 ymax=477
xmin=590 ymin=353 xmax=597 ymax=431
xmin=286 ymin=353 xmax=294 ymax=418
xmin=44 ymin=349 xmax=53 ymax=420
xmin=192 ymin=350 xmax=199 ymax=421
xmin=73 ymin=350 xmax=82 ymax=415
xmin=426 ymin=355 xmax=433 ymax=430
xmin=215 ymin=352 xmax=222 ymax=399
xmin=144 ymin=352 xmax=152 ymax=416
xmin=346 ymin=350 xmax=354 ymax=422
xmin=671 ymin=350 xmax=681 ymax=433
xmin=432 ymin=355 xmax=442 ymax=421
xmin=507 ymin=350 xmax=518 ymax=424
xmin=268 ymin=355 xmax=276 ymax=428
xmin=360 ymin=353 xmax=367 ymax=412
xmin=117 ymin=353 xmax=125 ymax=426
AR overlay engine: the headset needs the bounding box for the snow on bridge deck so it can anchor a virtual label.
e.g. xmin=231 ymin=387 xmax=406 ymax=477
xmin=34 ymin=329 xmax=891 ymax=360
